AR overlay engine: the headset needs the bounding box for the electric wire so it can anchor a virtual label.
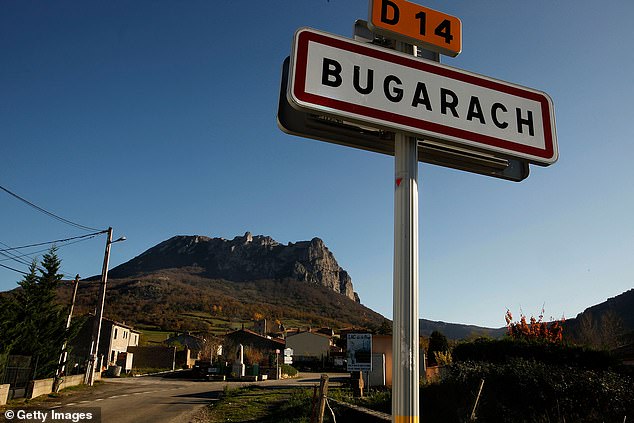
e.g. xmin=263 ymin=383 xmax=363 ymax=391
xmin=0 ymin=241 xmax=33 ymax=266
xmin=0 ymin=231 xmax=106 ymax=253
xmin=0 ymin=251 xmax=29 ymax=266
xmin=0 ymin=233 xmax=105 ymax=277
xmin=0 ymin=183 xmax=103 ymax=232
xmin=0 ymin=262 xmax=28 ymax=276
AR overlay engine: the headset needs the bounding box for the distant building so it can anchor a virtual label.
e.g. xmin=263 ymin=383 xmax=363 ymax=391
xmin=222 ymin=329 xmax=285 ymax=362
xmin=69 ymin=316 xmax=140 ymax=372
xmin=165 ymin=333 xmax=204 ymax=353
xmin=286 ymin=331 xmax=332 ymax=365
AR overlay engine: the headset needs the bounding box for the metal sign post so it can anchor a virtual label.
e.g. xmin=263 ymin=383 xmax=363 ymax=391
xmin=279 ymin=3 xmax=558 ymax=422
xmin=392 ymin=41 xmax=420 ymax=423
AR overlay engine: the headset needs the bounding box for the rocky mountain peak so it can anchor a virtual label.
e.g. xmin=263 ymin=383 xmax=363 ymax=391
xmin=109 ymin=233 xmax=359 ymax=302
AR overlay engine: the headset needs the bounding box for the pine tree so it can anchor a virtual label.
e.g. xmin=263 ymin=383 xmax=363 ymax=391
xmin=9 ymin=248 xmax=71 ymax=379
xmin=0 ymin=285 xmax=21 ymax=379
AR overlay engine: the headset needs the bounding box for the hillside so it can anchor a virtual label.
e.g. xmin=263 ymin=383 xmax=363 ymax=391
xmin=42 ymin=232 xmax=634 ymax=341
xmin=59 ymin=271 xmax=385 ymax=333
xmin=59 ymin=233 xmax=387 ymax=332
xmin=565 ymin=289 xmax=634 ymax=346
xmin=419 ymin=319 xmax=506 ymax=340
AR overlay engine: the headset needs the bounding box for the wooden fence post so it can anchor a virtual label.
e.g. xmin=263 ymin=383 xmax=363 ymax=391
xmin=317 ymin=374 xmax=329 ymax=423
xmin=469 ymin=378 xmax=485 ymax=421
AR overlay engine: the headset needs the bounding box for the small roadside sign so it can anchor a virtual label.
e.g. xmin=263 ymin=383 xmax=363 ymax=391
xmin=368 ymin=0 xmax=461 ymax=57
xmin=287 ymin=28 xmax=557 ymax=166
xmin=347 ymin=333 xmax=372 ymax=372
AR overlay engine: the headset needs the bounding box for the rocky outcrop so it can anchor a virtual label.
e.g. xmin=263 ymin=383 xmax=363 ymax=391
xmin=109 ymin=232 xmax=359 ymax=302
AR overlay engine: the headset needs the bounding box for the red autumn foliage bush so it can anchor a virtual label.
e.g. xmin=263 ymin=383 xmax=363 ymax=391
xmin=505 ymin=308 xmax=564 ymax=343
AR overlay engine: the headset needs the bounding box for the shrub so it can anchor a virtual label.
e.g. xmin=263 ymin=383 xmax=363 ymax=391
xmin=420 ymin=338 xmax=633 ymax=422
xmin=505 ymin=309 xmax=564 ymax=343
xmin=452 ymin=337 xmax=620 ymax=371
xmin=427 ymin=330 xmax=449 ymax=366
xmin=433 ymin=350 xmax=453 ymax=366
xmin=429 ymin=359 xmax=634 ymax=423
xmin=281 ymin=364 xmax=298 ymax=377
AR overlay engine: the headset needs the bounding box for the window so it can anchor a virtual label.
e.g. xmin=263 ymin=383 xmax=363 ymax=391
xmin=111 ymin=350 xmax=116 ymax=362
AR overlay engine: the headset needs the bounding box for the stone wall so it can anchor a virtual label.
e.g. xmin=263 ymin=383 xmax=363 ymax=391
xmin=27 ymin=378 xmax=54 ymax=399
xmin=26 ymin=374 xmax=87 ymax=400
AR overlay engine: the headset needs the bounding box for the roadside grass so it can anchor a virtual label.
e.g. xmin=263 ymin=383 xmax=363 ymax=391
xmin=205 ymin=385 xmax=314 ymax=423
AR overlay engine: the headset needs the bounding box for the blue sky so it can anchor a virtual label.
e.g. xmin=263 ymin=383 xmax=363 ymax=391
xmin=2 ymin=1 xmax=633 ymax=328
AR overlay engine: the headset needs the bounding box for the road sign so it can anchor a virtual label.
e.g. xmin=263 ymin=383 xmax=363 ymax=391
xmin=347 ymin=333 xmax=372 ymax=372
xmin=278 ymin=57 xmax=530 ymax=182
xmin=368 ymin=0 xmax=462 ymax=57
xmin=287 ymin=28 xmax=558 ymax=166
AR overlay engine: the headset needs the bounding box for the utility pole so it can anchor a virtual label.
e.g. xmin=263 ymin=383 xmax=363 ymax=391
xmin=86 ymin=227 xmax=125 ymax=386
xmin=53 ymin=274 xmax=80 ymax=392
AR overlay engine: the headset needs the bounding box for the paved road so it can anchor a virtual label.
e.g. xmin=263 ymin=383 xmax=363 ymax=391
xmin=14 ymin=372 xmax=348 ymax=423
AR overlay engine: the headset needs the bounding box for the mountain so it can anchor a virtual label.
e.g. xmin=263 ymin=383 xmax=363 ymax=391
xmin=419 ymin=319 xmax=506 ymax=340
xmin=47 ymin=232 xmax=634 ymax=341
xmin=565 ymin=289 xmax=634 ymax=346
xmin=109 ymin=232 xmax=359 ymax=302
xmin=572 ymin=289 xmax=634 ymax=329
xmin=64 ymin=233 xmax=387 ymax=332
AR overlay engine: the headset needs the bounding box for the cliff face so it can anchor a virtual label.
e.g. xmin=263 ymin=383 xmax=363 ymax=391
xmin=109 ymin=232 xmax=359 ymax=302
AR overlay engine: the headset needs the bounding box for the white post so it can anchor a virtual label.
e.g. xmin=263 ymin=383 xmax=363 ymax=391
xmin=86 ymin=228 xmax=113 ymax=386
xmin=392 ymin=39 xmax=420 ymax=423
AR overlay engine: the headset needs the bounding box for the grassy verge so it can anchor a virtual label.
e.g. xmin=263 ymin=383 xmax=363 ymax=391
xmin=205 ymin=385 xmax=314 ymax=423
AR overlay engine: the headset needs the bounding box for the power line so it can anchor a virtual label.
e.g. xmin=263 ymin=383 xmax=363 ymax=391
xmin=0 ymin=262 xmax=28 ymax=276
xmin=0 ymin=250 xmax=32 ymax=267
xmin=0 ymin=232 xmax=107 ymax=279
xmin=0 ymin=183 xmax=103 ymax=232
xmin=0 ymin=231 xmax=106 ymax=253
xmin=0 ymin=241 xmax=34 ymax=266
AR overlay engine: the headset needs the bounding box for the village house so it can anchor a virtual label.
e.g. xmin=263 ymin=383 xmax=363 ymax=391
xmin=223 ymin=328 xmax=285 ymax=357
xmin=285 ymin=330 xmax=332 ymax=367
xmin=70 ymin=316 xmax=140 ymax=373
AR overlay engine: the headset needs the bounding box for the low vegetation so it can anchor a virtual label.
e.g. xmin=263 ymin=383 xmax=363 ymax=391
xmin=344 ymin=337 xmax=634 ymax=422
xmin=205 ymin=385 xmax=313 ymax=423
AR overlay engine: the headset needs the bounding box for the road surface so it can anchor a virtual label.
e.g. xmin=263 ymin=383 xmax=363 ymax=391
xmin=5 ymin=372 xmax=349 ymax=423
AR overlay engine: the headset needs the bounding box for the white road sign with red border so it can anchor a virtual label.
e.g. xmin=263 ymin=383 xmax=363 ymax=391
xmin=287 ymin=28 xmax=558 ymax=165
